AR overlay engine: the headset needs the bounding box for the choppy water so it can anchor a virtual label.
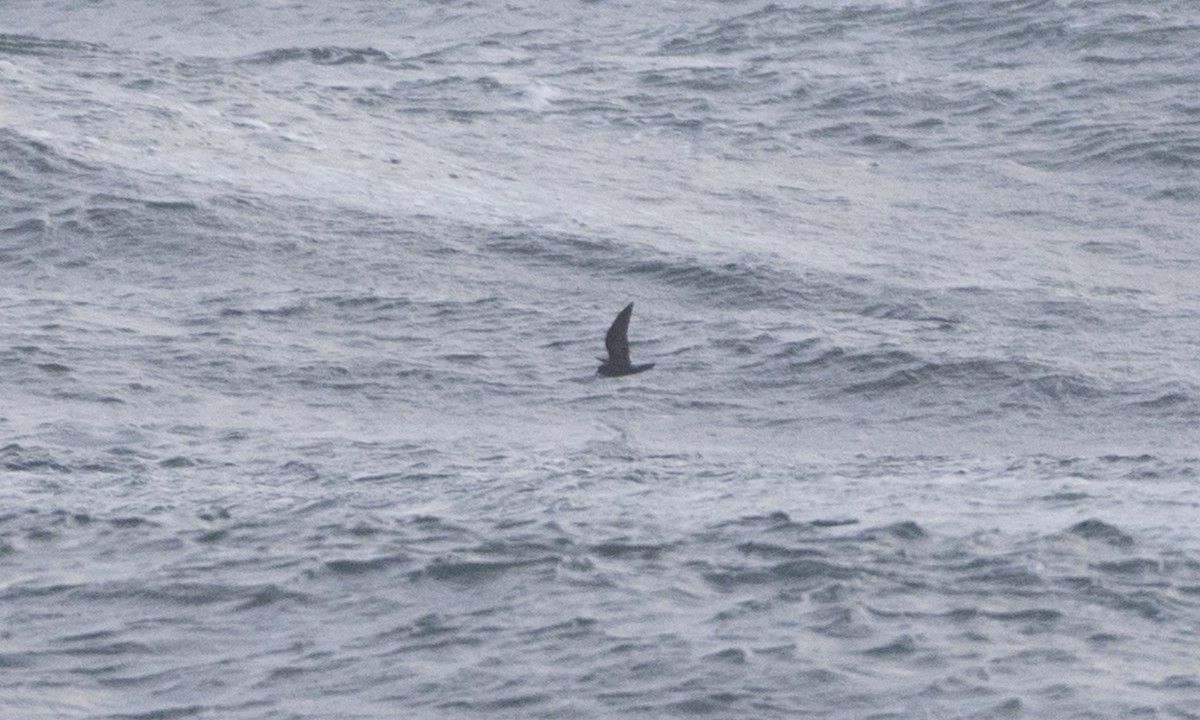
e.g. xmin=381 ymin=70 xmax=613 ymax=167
xmin=3 ymin=1 xmax=1199 ymax=718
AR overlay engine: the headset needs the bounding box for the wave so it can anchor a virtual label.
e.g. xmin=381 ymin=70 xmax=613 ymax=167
xmin=484 ymin=229 xmax=864 ymax=311
xmin=241 ymin=46 xmax=391 ymax=66
xmin=0 ymin=33 xmax=104 ymax=58
xmin=737 ymin=340 xmax=1109 ymax=407
xmin=1022 ymin=123 xmax=1200 ymax=173
xmin=0 ymin=128 xmax=96 ymax=187
xmin=1067 ymin=518 xmax=1135 ymax=547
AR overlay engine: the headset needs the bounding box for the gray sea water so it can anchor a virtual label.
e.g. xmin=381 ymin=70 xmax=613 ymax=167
xmin=3 ymin=1 xmax=1199 ymax=718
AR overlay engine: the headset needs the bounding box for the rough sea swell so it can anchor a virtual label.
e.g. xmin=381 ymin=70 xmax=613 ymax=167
xmin=2 ymin=1 xmax=1199 ymax=718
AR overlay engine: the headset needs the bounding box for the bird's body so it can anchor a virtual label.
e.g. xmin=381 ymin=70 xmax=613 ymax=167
xmin=597 ymin=302 xmax=655 ymax=377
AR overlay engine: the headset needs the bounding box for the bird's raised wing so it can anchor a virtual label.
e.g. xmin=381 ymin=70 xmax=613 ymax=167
xmin=605 ymin=302 xmax=634 ymax=368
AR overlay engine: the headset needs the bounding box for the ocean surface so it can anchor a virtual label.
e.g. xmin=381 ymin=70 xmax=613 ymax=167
xmin=2 ymin=1 xmax=1199 ymax=717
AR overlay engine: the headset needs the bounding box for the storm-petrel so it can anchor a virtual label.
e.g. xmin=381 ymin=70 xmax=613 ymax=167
xmin=597 ymin=302 xmax=655 ymax=377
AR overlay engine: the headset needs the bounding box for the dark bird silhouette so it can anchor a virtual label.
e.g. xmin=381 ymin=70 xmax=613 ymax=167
xmin=597 ymin=302 xmax=655 ymax=377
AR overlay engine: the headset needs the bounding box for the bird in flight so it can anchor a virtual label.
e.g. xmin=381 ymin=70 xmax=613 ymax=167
xmin=597 ymin=302 xmax=655 ymax=377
